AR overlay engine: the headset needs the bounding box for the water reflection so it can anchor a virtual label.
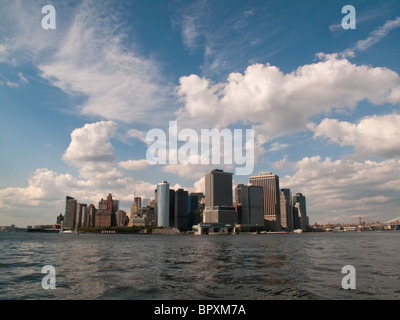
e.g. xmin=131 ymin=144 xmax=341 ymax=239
xmin=0 ymin=232 xmax=399 ymax=299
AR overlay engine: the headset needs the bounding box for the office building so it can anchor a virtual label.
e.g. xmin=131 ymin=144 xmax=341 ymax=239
xmin=130 ymin=202 xmax=139 ymax=225
xmin=235 ymin=184 xmax=264 ymax=225
xmin=116 ymin=210 xmax=129 ymax=226
xmin=188 ymin=194 xmax=200 ymax=228
xmin=76 ymin=203 xmax=87 ymax=228
xmin=249 ymin=172 xmax=281 ymax=231
xmin=205 ymin=169 xmax=233 ymax=207
xmin=88 ymin=204 xmax=96 ymax=228
xmin=293 ymin=193 xmax=308 ymax=231
xmin=174 ymin=189 xmax=189 ymax=231
xmin=64 ymin=196 xmax=77 ymax=229
xmin=156 ymin=181 xmax=170 ymax=227
xmin=203 ymin=169 xmax=237 ymax=224
xmin=280 ymin=189 xmax=293 ymax=230
xmin=134 ymin=197 xmax=142 ymax=209
xmin=95 ymin=193 xmax=119 ymax=227
xmin=169 ymin=189 xmax=175 ymax=227
xmin=56 ymin=213 xmax=64 ymax=225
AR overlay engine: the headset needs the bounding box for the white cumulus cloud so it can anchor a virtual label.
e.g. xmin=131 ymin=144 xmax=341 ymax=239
xmin=176 ymin=53 xmax=400 ymax=137
xmin=309 ymin=113 xmax=400 ymax=159
xmin=281 ymin=156 xmax=400 ymax=224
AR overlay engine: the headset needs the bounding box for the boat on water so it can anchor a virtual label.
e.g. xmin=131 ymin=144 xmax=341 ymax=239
xmin=293 ymin=229 xmax=303 ymax=234
xmin=59 ymin=227 xmax=78 ymax=234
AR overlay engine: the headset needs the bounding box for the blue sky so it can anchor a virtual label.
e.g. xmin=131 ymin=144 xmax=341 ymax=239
xmin=1 ymin=0 xmax=400 ymax=227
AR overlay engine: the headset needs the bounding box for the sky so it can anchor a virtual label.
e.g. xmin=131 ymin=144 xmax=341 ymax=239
xmin=1 ymin=0 xmax=400 ymax=227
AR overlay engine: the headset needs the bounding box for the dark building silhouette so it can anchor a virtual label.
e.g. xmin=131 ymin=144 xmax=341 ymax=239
xmin=64 ymin=196 xmax=77 ymax=229
xmin=174 ymin=189 xmax=189 ymax=231
xmin=235 ymin=184 xmax=264 ymax=225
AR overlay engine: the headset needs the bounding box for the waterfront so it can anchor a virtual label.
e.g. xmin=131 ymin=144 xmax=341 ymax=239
xmin=0 ymin=231 xmax=399 ymax=300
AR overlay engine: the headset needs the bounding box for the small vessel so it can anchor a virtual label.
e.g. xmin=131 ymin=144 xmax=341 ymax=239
xmin=60 ymin=226 xmax=78 ymax=234
xmin=293 ymin=229 xmax=303 ymax=234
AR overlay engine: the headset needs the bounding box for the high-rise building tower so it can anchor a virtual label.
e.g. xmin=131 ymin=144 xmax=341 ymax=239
xmin=235 ymin=184 xmax=264 ymax=225
xmin=205 ymin=169 xmax=233 ymax=207
xmin=64 ymin=196 xmax=77 ymax=229
xmin=174 ymin=189 xmax=189 ymax=231
xmin=95 ymin=193 xmax=118 ymax=227
xmin=169 ymin=189 xmax=175 ymax=227
xmin=280 ymin=189 xmax=293 ymax=230
xmin=156 ymin=181 xmax=170 ymax=227
xmin=203 ymin=169 xmax=237 ymax=224
xmin=293 ymin=193 xmax=307 ymax=231
xmin=134 ymin=197 xmax=141 ymax=209
xmin=88 ymin=204 xmax=96 ymax=228
xmin=76 ymin=203 xmax=87 ymax=228
xmin=249 ymin=172 xmax=281 ymax=231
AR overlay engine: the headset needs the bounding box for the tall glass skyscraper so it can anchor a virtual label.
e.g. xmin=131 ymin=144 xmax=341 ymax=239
xmin=293 ymin=193 xmax=308 ymax=230
xmin=156 ymin=181 xmax=170 ymax=227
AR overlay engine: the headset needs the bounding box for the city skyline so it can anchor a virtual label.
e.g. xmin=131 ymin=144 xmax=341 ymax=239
xmin=1 ymin=1 xmax=400 ymax=227
xmin=55 ymin=168 xmax=308 ymax=233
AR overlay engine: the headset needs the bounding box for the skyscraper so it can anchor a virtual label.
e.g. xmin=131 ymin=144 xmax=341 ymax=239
xmin=64 ymin=196 xmax=77 ymax=229
xmin=249 ymin=172 xmax=281 ymax=231
xmin=115 ymin=210 xmax=129 ymax=226
xmin=134 ymin=197 xmax=141 ymax=209
xmin=156 ymin=181 xmax=170 ymax=227
xmin=205 ymin=169 xmax=233 ymax=207
xmin=203 ymin=169 xmax=237 ymax=224
xmin=76 ymin=203 xmax=87 ymax=228
xmin=88 ymin=204 xmax=96 ymax=228
xmin=174 ymin=189 xmax=189 ymax=231
xmin=280 ymin=189 xmax=293 ymax=230
xmin=293 ymin=193 xmax=307 ymax=231
xmin=169 ymin=189 xmax=175 ymax=227
xmin=95 ymin=193 xmax=118 ymax=227
xmin=235 ymin=184 xmax=264 ymax=225
xmin=188 ymin=194 xmax=200 ymax=228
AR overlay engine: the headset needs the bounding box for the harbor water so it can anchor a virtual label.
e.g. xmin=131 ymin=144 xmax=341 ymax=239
xmin=0 ymin=231 xmax=399 ymax=300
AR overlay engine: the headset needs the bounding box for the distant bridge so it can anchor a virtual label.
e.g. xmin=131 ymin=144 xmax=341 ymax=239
xmin=385 ymin=216 xmax=400 ymax=224
xmin=368 ymin=216 xmax=400 ymax=228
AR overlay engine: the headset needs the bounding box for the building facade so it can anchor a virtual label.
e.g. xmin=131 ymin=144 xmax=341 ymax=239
xmin=293 ymin=193 xmax=308 ymax=231
xmin=174 ymin=188 xmax=189 ymax=231
xmin=280 ymin=188 xmax=293 ymax=230
xmin=203 ymin=169 xmax=236 ymax=224
xmin=156 ymin=181 xmax=170 ymax=227
xmin=64 ymin=196 xmax=77 ymax=229
xmin=235 ymin=184 xmax=264 ymax=225
xmin=94 ymin=193 xmax=119 ymax=227
xmin=249 ymin=172 xmax=281 ymax=231
xmin=76 ymin=203 xmax=87 ymax=228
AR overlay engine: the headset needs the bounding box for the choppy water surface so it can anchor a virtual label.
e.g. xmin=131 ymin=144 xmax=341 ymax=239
xmin=0 ymin=231 xmax=399 ymax=300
